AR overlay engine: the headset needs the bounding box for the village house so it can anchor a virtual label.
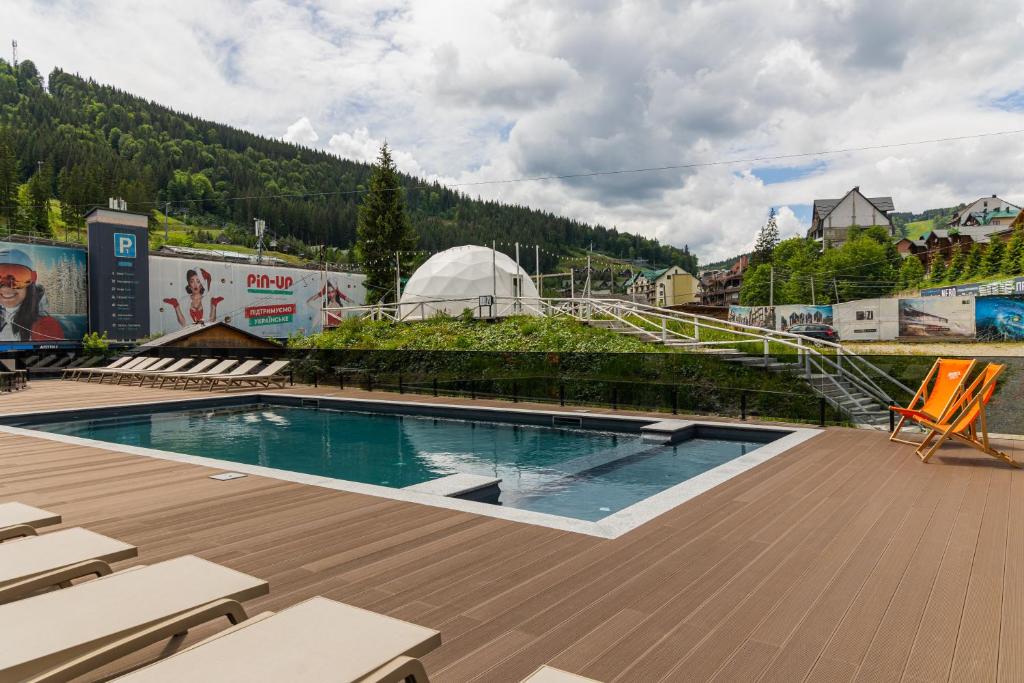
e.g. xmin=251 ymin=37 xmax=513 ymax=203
xmin=896 ymin=195 xmax=1021 ymax=270
xmin=806 ymin=186 xmax=895 ymax=249
xmin=624 ymin=266 xmax=699 ymax=306
xmin=698 ymin=255 xmax=749 ymax=307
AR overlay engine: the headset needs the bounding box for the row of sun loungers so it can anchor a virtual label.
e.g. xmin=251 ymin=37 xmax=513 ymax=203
xmin=0 ymin=501 xmax=592 ymax=682
xmin=62 ymin=356 xmax=290 ymax=391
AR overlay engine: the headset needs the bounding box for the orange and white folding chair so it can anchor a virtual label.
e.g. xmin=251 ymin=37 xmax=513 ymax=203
xmin=889 ymin=358 xmax=975 ymax=445
xmin=915 ymin=363 xmax=1019 ymax=467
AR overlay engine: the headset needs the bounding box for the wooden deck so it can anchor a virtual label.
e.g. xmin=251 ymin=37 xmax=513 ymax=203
xmin=2 ymin=380 xmax=1022 ymax=682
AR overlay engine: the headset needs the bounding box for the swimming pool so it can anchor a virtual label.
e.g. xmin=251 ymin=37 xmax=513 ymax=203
xmin=31 ymin=405 xmax=769 ymax=522
xmin=4 ymin=395 xmax=820 ymax=537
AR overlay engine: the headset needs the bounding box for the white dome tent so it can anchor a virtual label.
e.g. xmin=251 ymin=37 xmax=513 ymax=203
xmin=398 ymin=245 xmax=542 ymax=319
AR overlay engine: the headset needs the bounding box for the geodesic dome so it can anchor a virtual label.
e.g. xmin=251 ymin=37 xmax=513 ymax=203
xmin=398 ymin=245 xmax=541 ymax=319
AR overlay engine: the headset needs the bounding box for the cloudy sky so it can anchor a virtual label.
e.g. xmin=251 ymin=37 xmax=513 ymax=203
xmin=8 ymin=0 xmax=1024 ymax=261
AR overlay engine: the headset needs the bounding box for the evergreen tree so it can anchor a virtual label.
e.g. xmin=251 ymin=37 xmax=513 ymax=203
xmin=20 ymin=163 xmax=53 ymax=237
xmin=1002 ymin=228 xmax=1024 ymax=276
xmin=355 ymin=143 xmax=416 ymax=303
xmin=0 ymin=129 xmax=17 ymax=233
xmin=982 ymin=238 xmax=1005 ymax=277
xmin=898 ymin=255 xmax=925 ymax=290
xmin=963 ymin=243 xmax=984 ymax=279
xmin=928 ymin=252 xmax=946 ymax=282
xmin=946 ymin=244 xmax=966 ymax=281
xmin=750 ymin=208 xmax=780 ymax=267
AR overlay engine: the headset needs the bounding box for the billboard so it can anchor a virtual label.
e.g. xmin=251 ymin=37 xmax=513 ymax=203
xmin=88 ymin=222 xmax=151 ymax=340
xmin=921 ymin=276 xmax=1024 ymax=297
xmin=898 ymin=297 xmax=975 ymax=338
xmin=975 ymin=295 xmax=1024 ymax=341
xmin=776 ymin=305 xmax=833 ymax=332
xmin=728 ymin=305 xmax=776 ymax=329
xmin=148 ymin=256 xmax=365 ymax=338
xmin=0 ymin=241 xmax=87 ymax=348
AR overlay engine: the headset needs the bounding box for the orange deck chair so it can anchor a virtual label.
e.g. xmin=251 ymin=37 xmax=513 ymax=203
xmin=915 ymin=363 xmax=1019 ymax=467
xmin=889 ymin=358 xmax=975 ymax=445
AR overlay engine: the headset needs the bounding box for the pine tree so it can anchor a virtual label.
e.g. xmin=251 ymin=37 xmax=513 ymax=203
xmin=0 ymin=130 xmax=17 ymax=233
xmin=963 ymin=243 xmax=984 ymax=279
xmin=946 ymin=244 xmax=966 ymax=281
xmin=929 ymin=252 xmax=947 ymax=282
xmin=1002 ymin=228 xmax=1024 ymax=276
xmin=23 ymin=162 xmax=52 ymax=237
xmin=982 ymin=238 xmax=1005 ymax=277
xmin=750 ymin=208 xmax=780 ymax=267
xmin=898 ymin=255 xmax=925 ymax=290
xmin=355 ymin=143 xmax=416 ymax=303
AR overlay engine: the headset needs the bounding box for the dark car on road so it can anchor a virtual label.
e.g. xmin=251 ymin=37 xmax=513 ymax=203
xmin=788 ymin=323 xmax=839 ymax=342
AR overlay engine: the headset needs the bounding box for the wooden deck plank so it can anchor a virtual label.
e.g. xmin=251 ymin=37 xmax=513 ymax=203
xmin=1 ymin=380 xmax=1021 ymax=682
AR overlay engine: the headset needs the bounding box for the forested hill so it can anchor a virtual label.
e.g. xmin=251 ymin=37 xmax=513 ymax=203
xmin=0 ymin=58 xmax=697 ymax=274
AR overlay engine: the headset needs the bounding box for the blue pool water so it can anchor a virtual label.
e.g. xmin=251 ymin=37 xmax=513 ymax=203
xmin=33 ymin=406 xmax=767 ymax=522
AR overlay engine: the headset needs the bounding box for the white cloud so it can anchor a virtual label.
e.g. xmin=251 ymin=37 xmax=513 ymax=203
xmin=327 ymin=128 xmax=423 ymax=175
xmin=7 ymin=0 xmax=1024 ymax=262
xmin=283 ymin=117 xmax=319 ymax=145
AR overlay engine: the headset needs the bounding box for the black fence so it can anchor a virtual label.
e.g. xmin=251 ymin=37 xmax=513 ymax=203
xmin=284 ymin=350 xmax=846 ymax=427
xmin=9 ymin=347 xmax=1023 ymax=434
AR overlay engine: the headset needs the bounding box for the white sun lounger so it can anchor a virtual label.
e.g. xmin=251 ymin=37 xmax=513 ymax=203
xmin=185 ymin=360 xmax=263 ymax=390
xmin=109 ymin=357 xmax=176 ymax=384
xmin=208 ymin=360 xmax=291 ymax=391
xmin=0 ymin=555 xmax=268 ymax=682
xmin=64 ymin=596 xmax=441 ymax=683
xmin=161 ymin=359 xmax=238 ymax=389
xmin=137 ymin=358 xmax=217 ymax=387
xmin=0 ymin=527 xmax=137 ymax=604
xmin=79 ymin=357 xmax=152 ymax=382
xmin=521 ymin=666 xmax=603 ymax=682
xmin=64 ymin=356 xmax=131 ymax=380
xmin=0 ymin=502 xmax=61 ymax=542
xmin=114 ymin=357 xmax=194 ymax=386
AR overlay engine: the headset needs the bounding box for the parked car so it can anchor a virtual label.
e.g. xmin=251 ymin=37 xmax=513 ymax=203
xmin=788 ymin=323 xmax=839 ymax=341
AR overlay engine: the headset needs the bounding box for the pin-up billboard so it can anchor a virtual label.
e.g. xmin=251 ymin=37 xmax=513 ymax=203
xmin=148 ymin=256 xmax=365 ymax=338
xmin=0 ymin=241 xmax=88 ymax=348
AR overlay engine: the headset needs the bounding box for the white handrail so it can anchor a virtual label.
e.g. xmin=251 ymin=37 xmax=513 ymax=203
xmin=322 ymin=295 xmax=914 ymax=408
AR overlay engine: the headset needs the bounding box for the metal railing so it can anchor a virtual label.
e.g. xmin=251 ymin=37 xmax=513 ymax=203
xmin=322 ymin=296 xmax=916 ymax=416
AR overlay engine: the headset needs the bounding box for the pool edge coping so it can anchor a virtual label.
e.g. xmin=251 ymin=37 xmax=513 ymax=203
xmin=0 ymin=392 xmax=823 ymax=539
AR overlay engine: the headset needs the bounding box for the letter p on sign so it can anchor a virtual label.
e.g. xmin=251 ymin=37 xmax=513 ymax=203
xmin=114 ymin=233 xmax=136 ymax=258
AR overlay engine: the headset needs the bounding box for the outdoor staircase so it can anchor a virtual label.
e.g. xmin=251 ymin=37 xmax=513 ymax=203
xmin=334 ymin=296 xmax=911 ymax=430
xmin=586 ymin=318 xmax=893 ymax=428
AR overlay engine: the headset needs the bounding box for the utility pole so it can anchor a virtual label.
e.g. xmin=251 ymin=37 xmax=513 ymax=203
xmin=164 ymin=202 xmax=170 ymax=240
xmin=833 ymin=277 xmax=840 ymax=303
xmin=769 ymin=265 xmax=774 ymax=307
xmin=254 ymin=218 xmax=266 ymax=264
xmin=535 ymin=244 xmax=540 ymax=290
xmin=810 ymin=275 xmax=816 ymax=305
xmin=11 ymin=40 xmax=17 ymax=69
xmin=514 ymin=242 xmax=521 ymax=310
xmin=394 ymin=252 xmax=401 ymax=304
xmin=491 ymin=240 xmax=497 ymax=301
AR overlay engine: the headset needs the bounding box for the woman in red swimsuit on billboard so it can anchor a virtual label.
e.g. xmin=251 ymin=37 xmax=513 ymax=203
xmin=163 ymin=267 xmax=224 ymax=327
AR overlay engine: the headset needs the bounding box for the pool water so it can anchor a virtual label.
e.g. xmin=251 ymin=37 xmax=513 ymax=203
xmin=34 ymin=406 xmax=767 ymax=522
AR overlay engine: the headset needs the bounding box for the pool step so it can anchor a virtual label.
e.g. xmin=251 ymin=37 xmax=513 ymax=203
xmin=405 ymin=473 xmax=502 ymax=504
